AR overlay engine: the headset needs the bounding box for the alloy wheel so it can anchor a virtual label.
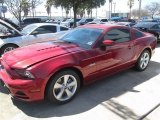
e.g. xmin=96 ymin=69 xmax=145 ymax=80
xmin=139 ymin=52 xmax=150 ymax=70
xmin=53 ymin=74 xmax=77 ymax=101
xmin=4 ymin=47 xmax=16 ymax=53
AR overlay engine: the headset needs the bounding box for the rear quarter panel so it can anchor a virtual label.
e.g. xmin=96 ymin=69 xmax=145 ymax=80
xmin=133 ymin=33 xmax=156 ymax=61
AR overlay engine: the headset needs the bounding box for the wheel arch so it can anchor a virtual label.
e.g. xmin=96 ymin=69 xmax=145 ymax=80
xmin=1 ymin=43 xmax=19 ymax=49
xmin=44 ymin=66 xmax=84 ymax=98
xmin=137 ymin=47 xmax=152 ymax=60
xmin=144 ymin=47 xmax=152 ymax=58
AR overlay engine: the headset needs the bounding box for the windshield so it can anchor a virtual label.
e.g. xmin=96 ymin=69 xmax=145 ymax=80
xmin=21 ymin=24 xmax=38 ymax=35
xmin=59 ymin=28 xmax=103 ymax=49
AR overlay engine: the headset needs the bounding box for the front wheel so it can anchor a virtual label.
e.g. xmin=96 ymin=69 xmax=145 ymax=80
xmin=135 ymin=50 xmax=150 ymax=71
xmin=47 ymin=70 xmax=80 ymax=104
xmin=1 ymin=44 xmax=18 ymax=56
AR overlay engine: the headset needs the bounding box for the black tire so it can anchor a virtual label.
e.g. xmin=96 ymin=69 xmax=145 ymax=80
xmin=154 ymin=34 xmax=159 ymax=42
xmin=135 ymin=50 xmax=150 ymax=71
xmin=47 ymin=70 xmax=80 ymax=104
xmin=0 ymin=44 xmax=18 ymax=56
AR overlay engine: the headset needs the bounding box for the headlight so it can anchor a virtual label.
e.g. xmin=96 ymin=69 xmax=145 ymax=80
xmin=15 ymin=69 xmax=35 ymax=80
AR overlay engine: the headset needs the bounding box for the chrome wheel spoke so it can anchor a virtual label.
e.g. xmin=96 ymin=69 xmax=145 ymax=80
xmin=53 ymin=74 xmax=78 ymax=102
xmin=54 ymin=83 xmax=63 ymax=89
xmin=64 ymin=75 xmax=70 ymax=85
xmin=143 ymin=61 xmax=148 ymax=67
xmin=68 ymin=80 xmax=76 ymax=87
xmin=57 ymin=88 xmax=65 ymax=99
xmin=140 ymin=61 xmax=144 ymax=68
xmin=65 ymin=89 xmax=73 ymax=98
xmin=140 ymin=52 xmax=150 ymax=69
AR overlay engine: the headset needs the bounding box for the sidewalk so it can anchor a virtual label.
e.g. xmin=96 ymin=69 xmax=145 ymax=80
xmin=143 ymin=105 xmax=160 ymax=120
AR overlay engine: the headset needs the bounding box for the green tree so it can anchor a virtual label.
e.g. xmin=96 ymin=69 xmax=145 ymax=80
xmin=46 ymin=0 xmax=106 ymax=27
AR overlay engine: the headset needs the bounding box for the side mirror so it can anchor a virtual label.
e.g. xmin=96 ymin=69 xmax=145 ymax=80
xmin=31 ymin=31 xmax=39 ymax=35
xmin=103 ymin=40 xmax=115 ymax=46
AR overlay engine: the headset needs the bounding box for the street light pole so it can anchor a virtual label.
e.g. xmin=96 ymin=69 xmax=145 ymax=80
xmin=109 ymin=0 xmax=110 ymax=19
xmin=139 ymin=0 xmax=142 ymax=20
xmin=113 ymin=2 xmax=116 ymax=17
xmin=111 ymin=0 xmax=112 ymax=18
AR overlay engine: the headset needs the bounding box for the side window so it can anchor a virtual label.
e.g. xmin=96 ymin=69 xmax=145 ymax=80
xmin=87 ymin=19 xmax=93 ymax=22
xmin=101 ymin=19 xmax=108 ymax=22
xmin=151 ymin=25 xmax=160 ymax=29
xmin=60 ymin=27 xmax=69 ymax=31
xmin=135 ymin=30 xmax=144 ymax=38
xmin=33 ymin=25 xmax=57 ymax=34
xmin=104 ymin=28 xmax=131 ymax=43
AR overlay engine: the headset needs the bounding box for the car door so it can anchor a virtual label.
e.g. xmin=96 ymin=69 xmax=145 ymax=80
xmin=29 ymin=25 xmax=58 ymax=44
xmin=149 ymin=24 xmax=160 ymax=38
xmin=95 ymin=28 xmax=135 ymax=76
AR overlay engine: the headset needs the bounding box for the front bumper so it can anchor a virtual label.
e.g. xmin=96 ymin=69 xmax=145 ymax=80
xmin=0 ymin=67 xmax=44 ymax=102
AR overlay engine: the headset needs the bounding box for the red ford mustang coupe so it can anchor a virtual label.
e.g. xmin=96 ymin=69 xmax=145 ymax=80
xmin=0 ymin=24 xmax=157 ymax=104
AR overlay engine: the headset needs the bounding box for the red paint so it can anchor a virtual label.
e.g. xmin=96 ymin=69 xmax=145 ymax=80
xmin=0 ymin=25 xmax=157 ymax=102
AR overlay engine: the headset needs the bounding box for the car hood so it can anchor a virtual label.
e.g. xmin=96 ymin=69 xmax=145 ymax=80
xmin=2 ymin=41 xmax=83 ymax=69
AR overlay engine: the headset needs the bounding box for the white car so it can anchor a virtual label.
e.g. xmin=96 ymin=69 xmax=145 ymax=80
xmin=60 ymin=18 xmax=81 ymax=27
xmin=0 ymin=19 xmax=69 ymax=55
xmin=87 ymin=18 xmax=108 ymax=24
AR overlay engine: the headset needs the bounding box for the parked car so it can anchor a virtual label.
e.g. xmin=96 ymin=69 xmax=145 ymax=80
xmin=116 ymin=22 xmax=136 ymax=28
xmin=21 ymin=18 xmax=42 ymax=28
xmin=133 ymin=22 xmax=160 ymax=41
xmin=88 ymin=18 xmax=108 ymax=24
xmin=139 ymin=19 xmax=160 ymax=23
xmin=0 ymin=19 xmax=69 ymax=55
xmin=60 ymin=18 xmax=81 ymax=27
xmin=0 ymin=17 xmax=21 ymax=31
xmin=0 ymin=24 xmax=156 ymax=104
xmin=45 ymin=19 xmax=55 ymax=23
xmin=77 ymin=18 xmax=94 ymax=26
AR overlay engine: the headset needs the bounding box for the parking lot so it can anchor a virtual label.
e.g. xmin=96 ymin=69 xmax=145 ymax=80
xmin=0 ymin=43 xmax=160 ymax=120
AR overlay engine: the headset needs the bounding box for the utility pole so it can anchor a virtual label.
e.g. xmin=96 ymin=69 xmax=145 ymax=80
xmin=96 ymin=7 xmax=97 ymax=18
xmin=109 ymin=0 xmax=110 ymax=19
xmin=111 ymin=0 xmax=112 ymax=18
xmin=138 ymin=0 xmax=142 ymax=20
xmin=113 ymin=2 xmax=116 ymax=17
xmin=109 ymin=0 xmax=112 ymax=19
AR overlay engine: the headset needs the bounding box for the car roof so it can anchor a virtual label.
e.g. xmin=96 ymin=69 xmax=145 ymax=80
xmin=134 ymin=22 xmax=159 ymax=28
xmin=80 ymin=24 xmax=128 ymax=30
xmin=117 ymin=22 xmax=131 ymax=24
xmin=137 ymin=22 xmax=158 ymax=25
xmin=27 ymin=23 xmax=68 ymax=28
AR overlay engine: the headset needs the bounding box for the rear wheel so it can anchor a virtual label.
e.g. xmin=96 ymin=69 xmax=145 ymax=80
xmin=154 ymin=34 xmax=159 ymax=42
xmin=47 ymin=70 xmax=80 ymax=104
xmin=135 ymin=50 xmax=150 ymax=71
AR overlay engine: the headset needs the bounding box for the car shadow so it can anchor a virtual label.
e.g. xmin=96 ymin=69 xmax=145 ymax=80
xmin=5 ymin=60 xmax=159 ymax=119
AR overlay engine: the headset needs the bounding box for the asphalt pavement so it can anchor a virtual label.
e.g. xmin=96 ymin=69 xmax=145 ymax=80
xmin=0 ymin=43 xmax=160 ymax=120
